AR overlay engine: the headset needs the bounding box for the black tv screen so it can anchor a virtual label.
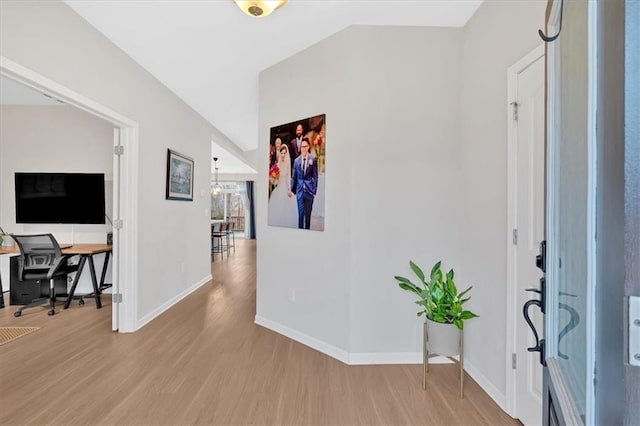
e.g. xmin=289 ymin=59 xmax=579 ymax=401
xmin=15 ymin=173 xmax=106 ymax=224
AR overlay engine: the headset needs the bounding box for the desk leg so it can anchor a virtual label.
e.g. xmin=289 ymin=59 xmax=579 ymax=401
xmin=0 ymin=274 xmax=4 ymax=309
xmin=98 ymin=251 xmax=111 ymax=294
xmin=64 ymin=256 xmax=87 ymax=309
xmin=87 ymin=256 xmax=102 ymax=309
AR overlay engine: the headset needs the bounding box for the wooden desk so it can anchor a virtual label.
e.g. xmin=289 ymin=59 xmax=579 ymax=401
xmin=0 ymin=244 xmax=112 ymax=256
xmin=0 ymin=244 xmax=112 ymax=310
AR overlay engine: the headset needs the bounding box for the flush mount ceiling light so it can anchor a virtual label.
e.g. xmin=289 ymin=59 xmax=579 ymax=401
xmin=233 ymin=0 xmax=288 ymax=18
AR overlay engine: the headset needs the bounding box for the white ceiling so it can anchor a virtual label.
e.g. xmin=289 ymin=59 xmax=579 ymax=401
xmin=0 ymin=75 xmax=64 ymax=106
xmin=212 ymin=141 xmax=257 ymax=174
xmin=65 ymin=1 xmax=482 ymax=152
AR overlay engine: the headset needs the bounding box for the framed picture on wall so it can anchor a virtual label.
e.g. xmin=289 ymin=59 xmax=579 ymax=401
xmin=268 ymin=114 xmax=326 ymax=231
xmin=166 ymin=149 xmax=194 ymax=201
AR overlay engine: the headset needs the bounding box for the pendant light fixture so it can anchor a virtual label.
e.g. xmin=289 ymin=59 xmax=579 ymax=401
xmin=212 ymin=157 xmax=222 ymax=195
xmin=232 ymin=0 xmax=288 ymax=18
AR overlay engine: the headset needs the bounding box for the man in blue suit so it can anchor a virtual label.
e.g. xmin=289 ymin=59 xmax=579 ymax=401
xmin=288 ymin=137 xmax=317 ymax=229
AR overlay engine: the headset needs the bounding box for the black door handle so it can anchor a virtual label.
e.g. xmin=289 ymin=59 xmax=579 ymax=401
xmin=526 ymin=277 xmax=546 ymax=314
xmin=536 ymin=240 xmax=546 ymax=272
xmin=523 ymin=298 xmax=547 ymax=366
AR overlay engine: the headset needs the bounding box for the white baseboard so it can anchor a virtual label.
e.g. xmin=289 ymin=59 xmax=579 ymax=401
xmin=349 ymin=352 xmax=455 ymax=365
xmin=136 ymin=274 xmax=212 ymax=330
xmin=464 ymin=359 xmax=508 ymax=412
xmin=254 ymin=316 xmax=507 ymax=415
xmin=255 ymin=316 xmax=457 ymax=366
xmin=255 ymin=315 xmax=350 ymax=364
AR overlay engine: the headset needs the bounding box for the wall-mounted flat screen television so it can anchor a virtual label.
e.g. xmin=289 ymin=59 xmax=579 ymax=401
xmin=15 ymin=172 xmax=106 ymax=224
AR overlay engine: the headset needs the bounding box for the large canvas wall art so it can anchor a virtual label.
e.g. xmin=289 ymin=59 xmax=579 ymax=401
xmin=268 ymin=114 xmax=325 ymax=231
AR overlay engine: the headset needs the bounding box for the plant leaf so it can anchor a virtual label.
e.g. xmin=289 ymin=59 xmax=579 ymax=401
xmin=445 ymin=279 xmax=456 ymax=299
xmin=446 ymin=272 xmax=457 ymax=295
xmin=398 ymin=283 xmax=420 ymax=294
xmin=458 ymin=286 xmax=473 ymax=299
xmin=394 ymin=275 xmax=413 ymax=284
xmin=409 ymin=261 xmax=425 ymax=283
xmin=430 ymin=261 xmax=442 ymax=282
xmin=433 ymin=314 xmax=446 ymax=323
xmin=454 ymin=319 xmax=463 ymax=330
xmin=460 ymin=310 xmax=479 ymax=320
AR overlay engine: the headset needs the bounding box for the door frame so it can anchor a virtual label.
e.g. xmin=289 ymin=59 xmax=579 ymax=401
xmin=0 ymin=56 xmax=140 ymax=333
xmin=505 ymin=43 xmax=545 ymax=418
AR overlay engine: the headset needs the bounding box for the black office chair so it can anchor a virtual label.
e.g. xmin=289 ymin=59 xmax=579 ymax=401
xmin=12 ymin=234 xmax=71 ymax=317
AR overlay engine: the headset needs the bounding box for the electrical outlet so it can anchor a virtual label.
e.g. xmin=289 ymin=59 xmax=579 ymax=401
xmin=288 ymin=288 xmax=295 ymax=303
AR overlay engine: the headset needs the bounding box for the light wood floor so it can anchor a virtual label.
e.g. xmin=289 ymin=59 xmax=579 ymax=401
xmin=0 ymin=239 xmax=517 ymax=425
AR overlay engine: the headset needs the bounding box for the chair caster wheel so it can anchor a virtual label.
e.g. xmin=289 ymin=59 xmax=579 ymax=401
xmin=48 ymin=309 xmax=55 ymax=316
xmin=79 ymin=299 xmax=85 ymax=306
xmin=14 ymin=311 xmax=22 ymax=317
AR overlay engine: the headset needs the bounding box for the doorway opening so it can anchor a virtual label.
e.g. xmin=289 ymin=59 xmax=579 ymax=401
xmin=0 ymin=56 xmax=139 ymax=332
xmin=211 ymin=181 xmax=248 ymax=238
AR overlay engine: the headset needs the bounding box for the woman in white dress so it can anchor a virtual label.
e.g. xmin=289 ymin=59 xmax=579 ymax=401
xmin=268 ymin=144 xmax=298 ymax=228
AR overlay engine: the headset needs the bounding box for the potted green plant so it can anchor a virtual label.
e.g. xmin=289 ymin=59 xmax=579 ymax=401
xmin=0 ymin=231 xmax=6 ymax=246
xmin=395 ymin=261 xmax=478 ymax=395
xmin=395 ymin=260 xmax=478 ymax=355
xmin=0 ymin=230 xmax=12 ymax=247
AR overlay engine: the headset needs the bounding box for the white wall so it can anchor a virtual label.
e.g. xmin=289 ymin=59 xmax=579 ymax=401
xmin=257 ymin=27 xmax=358 ymax=354
xmin=459 ymin=0 xmax=546 ymax=403
xmin=243 ymin=149 xmax=258 ymax=170
xmin=258 ymin=25 xmax=463 ymax=358
xmin=0 ymin=105 xmax=113 ymax=293
xmin=258 ymin=0 xmax=546 ymax=408
xmin=0 ymin=105 xmax=113 ymax=238
xmin=217 ymin=173 xmax=258 ymax=182
xmin=347 ymin=26 xmax=463 ymax=357
xmin=0 ymin=0 xmax=241 ymax=324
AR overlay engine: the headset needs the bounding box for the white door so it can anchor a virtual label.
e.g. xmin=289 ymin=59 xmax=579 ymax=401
xmin=510 ymin=48 xmax=545 ymax=426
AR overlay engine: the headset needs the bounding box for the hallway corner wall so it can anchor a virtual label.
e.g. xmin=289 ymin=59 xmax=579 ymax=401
xmin=459 ymin=0 xmax=547 ymax=403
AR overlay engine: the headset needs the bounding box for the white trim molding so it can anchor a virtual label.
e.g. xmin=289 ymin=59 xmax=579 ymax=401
xmin=349 ymin=353 xmax=455 ymax=365
xmin=117 ymin=125 xmax=139 ymax=333
xmin=465 ymin=359 xmax=508 ymax=412
xmin=254 ymin=316 xmax=350 ymax=364
xmin=256 ymin=317 xmax=466 ymax=367
xmin=0 ymin=57 xmax=135 ymax=126
xmin=136 ymin=275 xmax=212 ymax=331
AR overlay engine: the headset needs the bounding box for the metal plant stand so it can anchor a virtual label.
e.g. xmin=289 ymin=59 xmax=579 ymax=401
xmin=423 ymin=321 xmax=465 ymax=398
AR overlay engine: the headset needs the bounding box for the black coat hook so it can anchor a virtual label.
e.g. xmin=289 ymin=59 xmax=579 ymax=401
xmin=539 ymin=0 xmax=564 ymax=42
